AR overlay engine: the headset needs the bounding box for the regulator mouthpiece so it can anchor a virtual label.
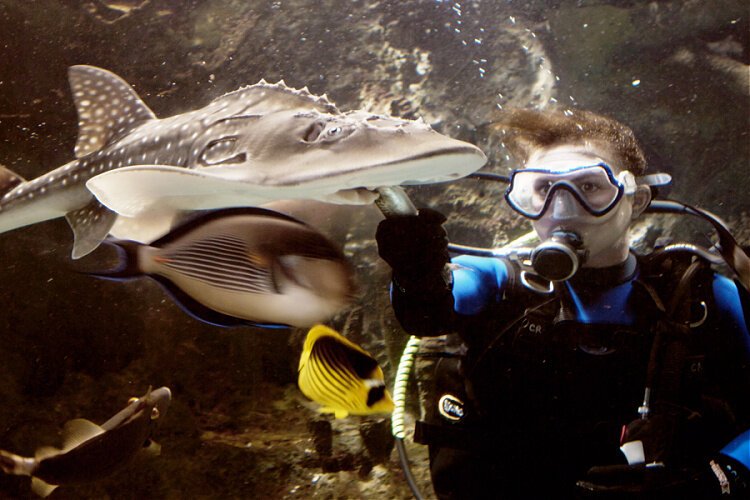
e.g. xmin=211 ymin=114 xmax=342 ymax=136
xmin=531 ymin=230 xmax=585 ymax=281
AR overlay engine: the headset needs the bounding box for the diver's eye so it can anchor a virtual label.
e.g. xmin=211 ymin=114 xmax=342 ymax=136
xmin=535 ymin=181 xmax=552 ymax=196
xmin=327 ymin=126 xmax=342 ymax=137
xmin=151 ymin=407 xmax=160 ymax=420
xmin=580 ymin=182 xmax=597 ymax=193
xmin=128 ymin=397 xmax=139 ymax=404
xmin=199 ymin=137 xmax=247 ymax=166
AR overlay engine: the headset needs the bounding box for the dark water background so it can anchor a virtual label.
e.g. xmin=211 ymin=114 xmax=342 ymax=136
xmin=0 ymin=1 xmax=747 ymax=498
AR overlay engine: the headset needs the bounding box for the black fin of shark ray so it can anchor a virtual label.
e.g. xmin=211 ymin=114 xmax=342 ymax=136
xmin=149 ymin=275 xmax=289 ymax=330
xmin=150 ymin=207 xmax=307 ymax=248
xmin=65 ymin=197 xmax=118 ymax=260
xmin=68 ymin=65 xmax=156 ymax=158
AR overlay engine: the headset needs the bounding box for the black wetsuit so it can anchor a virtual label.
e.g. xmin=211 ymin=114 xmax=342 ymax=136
xmin=390 ymin=252 xmax=750 ymax=499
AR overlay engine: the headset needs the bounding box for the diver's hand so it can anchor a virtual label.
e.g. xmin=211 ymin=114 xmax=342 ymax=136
xmin=577 ymin=413 xmax=749 ymax=498
xmin=375 ymin=208 xmax=449 ymax=280
xmin=576 ymin=457 xmax=747 ymax=498
xmin=576 ymin=462 xmax=696 ymax=497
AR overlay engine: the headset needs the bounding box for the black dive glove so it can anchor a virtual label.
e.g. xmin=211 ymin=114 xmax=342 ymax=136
xmin=576 ymin=415 xmax=749 ymax=498
xmin=375 ymin=207 xmax=450 ymax=284
xmin=576 ymin=457 xmax=747 ymax=498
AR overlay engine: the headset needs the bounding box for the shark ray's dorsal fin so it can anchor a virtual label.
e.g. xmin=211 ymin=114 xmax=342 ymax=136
xmin=209 ymin=80 xmax=340 ymax=115
xmin=65 ymin=197 xmax=118 ymax=259
xmin=31 ymin=477 xmax=58 ymax=498
xmin=69 ymin=65 xmax=157 ymax=158
xmin=60 ymin=418 xmax=105 ymax=452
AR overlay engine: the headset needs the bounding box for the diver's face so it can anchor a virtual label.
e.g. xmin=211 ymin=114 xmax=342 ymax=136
xmin=525 ymin=146 xmax=637 ymax=268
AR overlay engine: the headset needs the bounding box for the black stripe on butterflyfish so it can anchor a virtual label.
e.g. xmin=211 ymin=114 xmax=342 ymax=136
xmin=313 ymin=336 xmax=378 ymax=409
xmin=305 ymin=358 xmax=354 ymax=411
xmin=309 ymin=338 xmax=360 ymax=409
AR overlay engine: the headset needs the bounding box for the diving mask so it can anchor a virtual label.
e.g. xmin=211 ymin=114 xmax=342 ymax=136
xmin=505 ymin=163 xmax=636 ymax=220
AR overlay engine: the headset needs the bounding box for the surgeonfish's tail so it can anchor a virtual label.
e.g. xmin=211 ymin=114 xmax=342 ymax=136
xmin=0 ymin=165 xmax=25 ymax=196
xmin=86 ymin=238 xmax=143 ymax=280
xmin=0 ymin=450 xmax=36 ymax=476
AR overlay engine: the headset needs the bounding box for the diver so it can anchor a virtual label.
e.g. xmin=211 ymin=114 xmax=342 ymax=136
xmin=376 ymin=109 xmax=750 ymax=499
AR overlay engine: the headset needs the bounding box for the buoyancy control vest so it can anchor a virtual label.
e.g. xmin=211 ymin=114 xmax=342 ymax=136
xmin=415 ymin=250 xmax=734 ymax=467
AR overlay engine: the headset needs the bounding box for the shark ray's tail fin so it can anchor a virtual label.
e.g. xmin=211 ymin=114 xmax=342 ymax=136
xmin=0 ymin=449 xmax=36 ymax=476
xmin=86 ymin=239 xmax=144 ymax=281
xmin=0 ymin=165 xmax=25 ymax=195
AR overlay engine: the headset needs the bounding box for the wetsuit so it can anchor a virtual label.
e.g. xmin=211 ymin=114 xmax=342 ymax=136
xmin=391 ymin=252 xmax=750 ymax=499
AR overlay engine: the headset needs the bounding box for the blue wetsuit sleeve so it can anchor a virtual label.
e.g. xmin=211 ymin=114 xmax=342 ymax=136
xmin=714 ymin=276 xmax=750 ymax=469
xmin=450 ymin=255 xmax=510 ymax=315
xmin=721 ymin=429 xmax=750 ymax=470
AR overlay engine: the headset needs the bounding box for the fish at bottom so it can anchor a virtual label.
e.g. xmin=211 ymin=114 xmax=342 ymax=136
xmin=90 ymin=207 xmax=357 ymax=328
xmin=298 ymin=324 xmax=394 ymax=419
xmin=0 ymin=386 xmax=171 ymax=497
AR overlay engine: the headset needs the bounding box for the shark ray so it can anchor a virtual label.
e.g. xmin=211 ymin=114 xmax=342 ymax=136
xmin=0 ymin=65 xmax=486 ymax=258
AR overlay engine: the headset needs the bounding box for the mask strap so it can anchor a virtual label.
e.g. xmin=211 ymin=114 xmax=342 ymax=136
xmin=639 ymin=172 xmax=672 ymax=187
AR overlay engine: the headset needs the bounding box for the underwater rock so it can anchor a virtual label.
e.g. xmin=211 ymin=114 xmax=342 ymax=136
xmin=359 ymin=419 xmax=395 ymax=464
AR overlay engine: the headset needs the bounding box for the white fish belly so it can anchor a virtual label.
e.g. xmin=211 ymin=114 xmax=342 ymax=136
xmin=166 ymin=274 xmax=345 ymax=327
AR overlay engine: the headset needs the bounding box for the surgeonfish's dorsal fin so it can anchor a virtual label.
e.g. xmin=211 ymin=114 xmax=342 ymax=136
xmin=60 ymin=418 xmax=105 ymax=452
xmin=149 ymin=206 xmax=306 ymax=248
xmin=31 ymin=477 xmax=58 ymax=498
xmin=65 ymin=197 xmax=118 ymax=259
xmin=208 ymin=79 xmax=340 ymax=116
xmin=0 ymin=165 xmax=24 ymax=195
xmin=69 ymin=65 xmax=156 ymax=158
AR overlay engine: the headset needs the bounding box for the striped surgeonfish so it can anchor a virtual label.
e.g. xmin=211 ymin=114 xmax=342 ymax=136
xmin=90 ymin=207 xmax=356 ymax=328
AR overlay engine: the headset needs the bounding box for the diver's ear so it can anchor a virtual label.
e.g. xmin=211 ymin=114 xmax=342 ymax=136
xmin=631 ymin=185 xmax=652 ymax=219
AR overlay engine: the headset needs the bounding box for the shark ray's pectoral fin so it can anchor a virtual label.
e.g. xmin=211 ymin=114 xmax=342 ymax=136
xmin=65 ymin=198 xmax=118 ymax=259
xmin=34 ymin=447 xmax=61 ymax=464
xmin=108 ymin=210 xmax=180 ymax=244
xmin=61 ymin=418 xmax=105 ymax=452
xmin=31 ymin=477 xmax=58 ymax=498
xmin=86 ymin=165 xmax=274 ymax=217
xmin=69 ymin=65 xmax=156 ymax=158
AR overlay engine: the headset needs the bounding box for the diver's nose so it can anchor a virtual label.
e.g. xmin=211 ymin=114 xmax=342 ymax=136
xmin=550 ymin=190 xmax=584 ymax=220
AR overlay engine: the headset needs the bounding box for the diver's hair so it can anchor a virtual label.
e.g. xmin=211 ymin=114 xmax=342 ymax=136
xmin=494 ymin=108 xmax=647 ymax=175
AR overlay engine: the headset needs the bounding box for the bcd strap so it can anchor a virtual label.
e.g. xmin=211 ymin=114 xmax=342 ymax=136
xmin=636 ymin=255 xmax=711 ymax=432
